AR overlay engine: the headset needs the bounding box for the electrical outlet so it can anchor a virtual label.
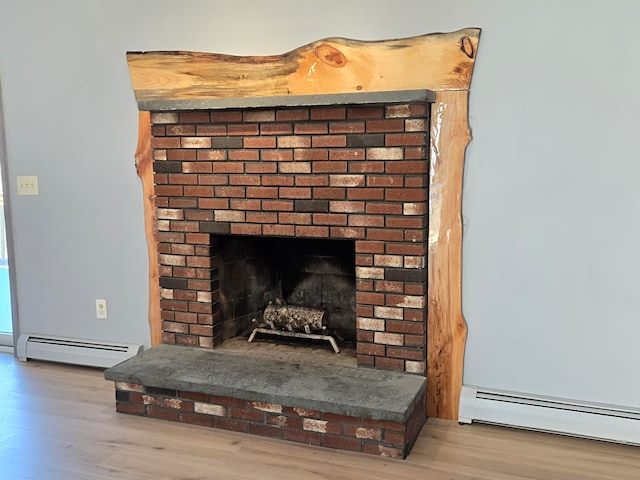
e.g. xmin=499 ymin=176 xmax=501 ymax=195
xmin=17 ymin=176 xmax=39 ymax=195
xmin=96 ymin=299 xmax=108 ymax=319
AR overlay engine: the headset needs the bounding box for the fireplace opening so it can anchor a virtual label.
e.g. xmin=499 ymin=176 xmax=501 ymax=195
xmin=215 ymin=235 xmax=356 ymax=346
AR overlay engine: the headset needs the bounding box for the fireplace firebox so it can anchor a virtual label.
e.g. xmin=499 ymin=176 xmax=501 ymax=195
xmin=215 ymin=235 xmax=356 ymax=344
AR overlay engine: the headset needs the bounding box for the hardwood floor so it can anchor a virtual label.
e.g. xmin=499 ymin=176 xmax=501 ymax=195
xmin=0 ymin=352 xmax=637 ymax=480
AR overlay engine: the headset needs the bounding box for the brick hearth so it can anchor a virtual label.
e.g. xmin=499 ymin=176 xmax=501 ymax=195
xmin=106 ymin=344 xmax=427 ymax=459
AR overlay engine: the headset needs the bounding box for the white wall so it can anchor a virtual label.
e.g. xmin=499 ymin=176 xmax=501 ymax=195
xmin=1 ymin=1 xmax=638 ymax=409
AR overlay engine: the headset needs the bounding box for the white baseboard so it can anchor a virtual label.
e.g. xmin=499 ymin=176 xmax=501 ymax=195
xmin=0 ymin=332 xmax=13 ymax=349
xmin=17 ymin=333 xmax=142 ymax=368
xmin=459 ymin=385 xmax=640 ymax=445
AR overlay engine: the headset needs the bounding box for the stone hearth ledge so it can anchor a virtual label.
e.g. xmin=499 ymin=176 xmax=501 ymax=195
xmin=137 ymin=89 xmax=434 ymax=112
xmin=104 ymin=344 xmax=426 ymax=423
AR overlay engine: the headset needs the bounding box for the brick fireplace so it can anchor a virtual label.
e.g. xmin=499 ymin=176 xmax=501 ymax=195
xmin=107 ymin=29 xmax=480 ymax=458
xmin=106 ymin=92 xmax=432 ymax=458
xmin=151 ymin=91 xmax=432 ymax=374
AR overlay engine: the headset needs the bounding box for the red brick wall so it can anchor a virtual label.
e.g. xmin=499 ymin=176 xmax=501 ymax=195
xmin=151 ymin=102 xmax=429 ymax=374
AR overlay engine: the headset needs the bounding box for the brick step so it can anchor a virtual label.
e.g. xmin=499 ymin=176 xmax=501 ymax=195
xmin=104 ymin=344 xmax=426 ymax=458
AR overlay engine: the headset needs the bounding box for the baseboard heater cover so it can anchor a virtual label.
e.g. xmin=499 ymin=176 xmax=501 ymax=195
xmin=459 ymin=385 xmax=640 ymax=445
xmin=17 ymin=333 xmax=143 ymax=368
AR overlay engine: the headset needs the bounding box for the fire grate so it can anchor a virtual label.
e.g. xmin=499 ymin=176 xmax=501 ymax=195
xmin=248 ymin=328 xmax=340 ymax=353
xmin=248 ymin=300 xmax=341 ymax=353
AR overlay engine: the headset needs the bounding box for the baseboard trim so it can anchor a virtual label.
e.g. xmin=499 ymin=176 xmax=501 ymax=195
xmin=0 ymin=332 xmax=13 ymax=348
xmin=459 ymin=385 xmax=640 ymax=445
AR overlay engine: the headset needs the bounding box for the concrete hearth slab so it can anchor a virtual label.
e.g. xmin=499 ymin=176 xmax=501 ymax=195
xmin=105 ymin=344 xmax=426 ymax=423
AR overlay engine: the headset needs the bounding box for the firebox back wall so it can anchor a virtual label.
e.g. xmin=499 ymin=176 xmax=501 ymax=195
xmin=152 ymin=100 xmax=430 ymax=374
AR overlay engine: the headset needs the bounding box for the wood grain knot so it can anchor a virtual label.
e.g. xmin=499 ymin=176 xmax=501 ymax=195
xmin=460 ymin=36 xmax=474 ymax=58
xmin=314 ymin=44 xmax=347 ymax=68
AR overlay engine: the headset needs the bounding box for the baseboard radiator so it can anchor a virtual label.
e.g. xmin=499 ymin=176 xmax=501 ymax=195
xmin=459 ymin=385 xmax=640 ymax=445
xmin=17 ymin=333 xmax=143 ymax=368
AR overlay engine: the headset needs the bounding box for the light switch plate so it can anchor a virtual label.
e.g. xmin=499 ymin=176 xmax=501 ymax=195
xmin=17 ymin=176 xmax=39 ymax=195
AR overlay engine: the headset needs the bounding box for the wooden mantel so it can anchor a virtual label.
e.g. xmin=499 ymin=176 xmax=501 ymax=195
xmin=129 ymin=28 xmax=480 ymax=420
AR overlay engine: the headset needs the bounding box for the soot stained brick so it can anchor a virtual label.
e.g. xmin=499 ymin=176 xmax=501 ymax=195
xmin=210 ymin=137 xmax=244 ymax=149
xmin=200 ymin=222 xmax=231 ymax=234
xmin=159 ymin=277 xmax=189 ymax=289
xmin=384 ymin=268 xmax=426 ymax=284
xmin=294 ymin=200 xmax=329 ymax=213
xmin=154 ymin=161 xmax=183 ymax=173
xmin=346 ymin=134 xmax=385 ymax=148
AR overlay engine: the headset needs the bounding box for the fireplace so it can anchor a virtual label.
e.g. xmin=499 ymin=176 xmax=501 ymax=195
xmin=106 ymin=29 xmax=480 ymax=457
xmin=152 ymin=95 xmax=431 ymax=373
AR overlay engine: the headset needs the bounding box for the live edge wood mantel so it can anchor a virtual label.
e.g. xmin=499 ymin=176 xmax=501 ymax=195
xmin=128 ymin=28 xmax=481 ymax=420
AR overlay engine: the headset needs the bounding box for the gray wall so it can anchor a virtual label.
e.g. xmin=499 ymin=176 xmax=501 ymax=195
xmin=1 ymin=1 xmax=638 ymax=409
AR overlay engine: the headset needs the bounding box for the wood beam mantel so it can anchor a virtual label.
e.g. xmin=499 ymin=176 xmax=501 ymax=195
xmin=127 ymin=28 xmax=480 ymax=420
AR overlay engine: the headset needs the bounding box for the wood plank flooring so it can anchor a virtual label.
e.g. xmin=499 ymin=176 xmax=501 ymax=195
xmin=0 ymin=352 xmax=637 ymax=479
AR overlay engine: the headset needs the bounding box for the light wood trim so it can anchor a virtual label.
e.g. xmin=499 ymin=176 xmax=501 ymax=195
xmin=127 ymin=28 xmax=480 ymax=107
xmin=427 ymin=91 xmax=471 ymax=419
xmin=129 ymin=29 xmax=481 ymax=417
xmin=134 ymin=111 xmax=161 ymax=346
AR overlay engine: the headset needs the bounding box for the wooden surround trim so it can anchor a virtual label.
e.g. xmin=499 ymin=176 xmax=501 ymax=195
xmin=128 ymin=28 xmax=481 ymax=419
